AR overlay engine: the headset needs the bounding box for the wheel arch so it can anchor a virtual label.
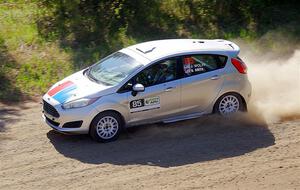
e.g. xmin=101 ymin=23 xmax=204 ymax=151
xmin=89 ymin=109 xmax=126 ymax=134
xmin=213 ymin=91 xmax=247 ymax=113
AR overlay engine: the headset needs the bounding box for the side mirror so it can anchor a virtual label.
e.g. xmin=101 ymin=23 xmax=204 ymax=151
xmin=132 ymin=83 xmax=144 ymax=96
xmin=132 ymin=83 xmax=145 ymax=92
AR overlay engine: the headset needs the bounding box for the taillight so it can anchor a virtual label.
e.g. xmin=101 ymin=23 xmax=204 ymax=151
xmin=231 ymin=58 xmax=247 ymax=74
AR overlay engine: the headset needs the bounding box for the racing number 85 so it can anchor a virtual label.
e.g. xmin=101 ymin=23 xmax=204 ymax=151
xmin=130 ymin=99 xmax=144 ymax=109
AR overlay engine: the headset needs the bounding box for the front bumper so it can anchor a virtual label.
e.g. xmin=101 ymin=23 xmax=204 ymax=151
xmin=42 ymin=114 xmax=75 ymax=134
xmin=42 ymin=99 xmax=99 ymax=134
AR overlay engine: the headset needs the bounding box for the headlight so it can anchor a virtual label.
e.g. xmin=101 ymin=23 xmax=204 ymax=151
xmin=62 ymin=97 xmax=99 ymax=109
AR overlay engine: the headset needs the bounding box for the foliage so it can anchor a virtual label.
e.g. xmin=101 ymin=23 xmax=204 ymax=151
xmin=0 ymin=0 xmax=299 ymax=102
xmin=38 ymin=0 xmax=300 ymax=46
xmin=0 ymin=2 xmax=72 ymax=101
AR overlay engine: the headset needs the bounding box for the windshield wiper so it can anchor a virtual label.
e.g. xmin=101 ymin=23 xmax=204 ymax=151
xmin=86 ymin=68 xmax=101 ymax=83
xmin=86 ymin=68 xmax=112 ymax=86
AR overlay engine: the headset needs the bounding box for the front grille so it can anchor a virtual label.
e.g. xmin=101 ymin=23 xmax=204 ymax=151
xmin=62 ymin=121 xmax=83 ymax=128
xmin=43 ymin=100 xmax=60 ymax=118
xmin=45 ymin=116 xmax=60 ymax=127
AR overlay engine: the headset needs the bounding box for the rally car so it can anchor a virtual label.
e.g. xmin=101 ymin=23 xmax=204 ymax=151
xmin=42 ymin=39 xmax=251 ymax=142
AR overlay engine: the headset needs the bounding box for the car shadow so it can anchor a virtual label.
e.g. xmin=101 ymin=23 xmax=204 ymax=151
xmin=47 ymin=113 xmax=275 ymax=167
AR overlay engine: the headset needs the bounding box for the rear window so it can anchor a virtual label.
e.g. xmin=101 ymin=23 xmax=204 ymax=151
xmin=182 ymin=54 xmax=227 ymax=76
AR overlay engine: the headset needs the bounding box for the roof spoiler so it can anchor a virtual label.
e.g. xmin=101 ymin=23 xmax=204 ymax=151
xmin=214 ymin=39 xmax=240 ymax=56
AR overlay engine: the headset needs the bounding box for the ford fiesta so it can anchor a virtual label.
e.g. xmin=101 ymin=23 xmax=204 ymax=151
xmin=42 ymin=39 xmax=251 ymax=142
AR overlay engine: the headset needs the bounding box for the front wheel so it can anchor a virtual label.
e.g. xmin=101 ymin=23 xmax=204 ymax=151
xmin=90 ymin=112 xmax=122 ymax=142
xmin=214 ymin=93 xmax=244 ymax=116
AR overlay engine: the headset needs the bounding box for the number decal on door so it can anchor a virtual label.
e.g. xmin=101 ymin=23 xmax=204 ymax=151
xmin=129 ymin=97 xmax=160 ymax=113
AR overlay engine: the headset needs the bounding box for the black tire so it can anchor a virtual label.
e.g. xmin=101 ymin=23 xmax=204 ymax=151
xmin=89 ymin=111 xmax=123 ymax=143
xmin=214 ymin=93 xmax=245 ymax=115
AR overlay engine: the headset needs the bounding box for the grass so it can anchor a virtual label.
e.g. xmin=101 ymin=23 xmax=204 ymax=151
xmin=0 ymin=1 xmax=299 ymax=103
xmin=0 ymin=2 xmax=72 ymax=101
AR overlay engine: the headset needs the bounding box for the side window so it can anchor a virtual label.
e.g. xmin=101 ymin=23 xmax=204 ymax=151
xmin=135 ymin=58 xmax=178 ymax=87
xmin=118 ymin=57 xmax=179 ymax=93
xmin=120 ymin=79 xmax=133 ymax=92
xmin=183 ymin=54 xmax=227 ymax=76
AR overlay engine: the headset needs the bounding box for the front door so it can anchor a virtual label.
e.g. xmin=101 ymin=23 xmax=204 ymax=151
xmin=126 ymin=57 xmax=181 ymax=125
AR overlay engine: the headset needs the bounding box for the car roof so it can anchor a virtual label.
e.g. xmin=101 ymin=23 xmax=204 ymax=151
xmin=124 ymin=39 xmax=240 ymax=62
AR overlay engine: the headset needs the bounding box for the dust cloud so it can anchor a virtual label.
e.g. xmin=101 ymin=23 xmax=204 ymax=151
xmin=238 ymin=42 xmax=300 ymax=122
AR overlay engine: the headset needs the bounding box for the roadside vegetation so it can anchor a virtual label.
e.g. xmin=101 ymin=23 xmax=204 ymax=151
xmin=0 ymin=0 xmax=299 ymax=102
xmin=0 ymin=1 xmax=72 ymax=101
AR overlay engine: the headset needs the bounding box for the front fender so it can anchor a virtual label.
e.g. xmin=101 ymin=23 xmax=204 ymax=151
xmin=93 ymin=93 xmax=130 ymax=125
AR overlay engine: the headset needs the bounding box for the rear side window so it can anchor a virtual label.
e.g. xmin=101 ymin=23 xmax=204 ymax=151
xmin=182 ymin=54 xmax=227 ymax=76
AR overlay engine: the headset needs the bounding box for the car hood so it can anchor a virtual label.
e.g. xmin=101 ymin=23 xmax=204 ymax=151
xmin=44 ymin=69 xmax=115 ymax=105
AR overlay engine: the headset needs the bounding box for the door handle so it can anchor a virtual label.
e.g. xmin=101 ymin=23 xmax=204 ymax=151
xmin=210 ymin=75 xmax=220 ymax=80
xmin=164 ymin=87 xmax=175 ymax=92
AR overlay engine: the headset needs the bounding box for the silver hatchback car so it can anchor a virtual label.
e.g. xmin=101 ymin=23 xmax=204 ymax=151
xmin=42 ymin=39 xmax=251 ymax=142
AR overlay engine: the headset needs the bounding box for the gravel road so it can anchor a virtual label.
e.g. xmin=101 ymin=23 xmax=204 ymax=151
xmin=0 ymin=101 xmax=299 ymax=189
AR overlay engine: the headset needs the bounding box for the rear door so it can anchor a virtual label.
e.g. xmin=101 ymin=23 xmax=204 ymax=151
xmin=179 ymin=54 xmax=228 ymax=114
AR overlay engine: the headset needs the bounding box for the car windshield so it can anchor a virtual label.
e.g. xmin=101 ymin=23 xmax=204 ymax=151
xmin=87 ymin=52 xmax=143 ymax=86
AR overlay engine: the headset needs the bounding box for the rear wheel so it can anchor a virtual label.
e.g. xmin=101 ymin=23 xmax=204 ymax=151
xmin=214 ymin=93 xmax=244 ymax=116
xmin=90 ymin=112 xmax=122 ymax=142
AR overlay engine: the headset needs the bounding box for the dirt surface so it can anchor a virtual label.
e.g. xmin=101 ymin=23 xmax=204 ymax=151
xmin=0 ymin=101 xmax=299 ymax=190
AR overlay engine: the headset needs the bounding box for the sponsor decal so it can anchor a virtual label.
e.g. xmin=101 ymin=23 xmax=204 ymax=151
xmin=130 ymin=96 xmax=160 ymax=113
xmin=183 ymin=56 xmax=205 ymax=75
xmin=47 ymin=81 xmax=76 ymax=103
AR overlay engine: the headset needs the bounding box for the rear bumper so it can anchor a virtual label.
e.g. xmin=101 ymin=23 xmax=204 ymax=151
xmin=239 ymin=79 xmax=252 ymax=104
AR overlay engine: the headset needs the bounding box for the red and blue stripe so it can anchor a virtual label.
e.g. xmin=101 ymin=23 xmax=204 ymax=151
xmin=48 ymin=81 xmax=76 ymax=103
